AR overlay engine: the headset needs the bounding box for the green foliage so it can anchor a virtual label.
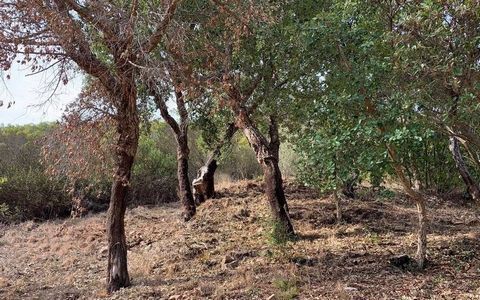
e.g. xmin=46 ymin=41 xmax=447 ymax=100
xmin=0 ymin=121 xmax=267 ymax=222
xmin=284 ymin=0 xmax=479 ymax=195
xmin=0 ymin=124 xmax=71 ymax=222
xmin=273 ymin=278 xmax=299 ymax=300
xmin=266 ymin=218 xmax=296 ymax=247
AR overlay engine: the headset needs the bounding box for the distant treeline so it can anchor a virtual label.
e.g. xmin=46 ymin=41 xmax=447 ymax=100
xmin=0 ymin=121 xmax=267 ymax=223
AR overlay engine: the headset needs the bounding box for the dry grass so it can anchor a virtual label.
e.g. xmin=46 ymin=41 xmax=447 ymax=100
xmin=0 ymin=180 xmax=479 ymax=299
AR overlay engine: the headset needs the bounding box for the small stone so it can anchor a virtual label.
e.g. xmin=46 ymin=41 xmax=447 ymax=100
xmin=223 ymin=255 xmax=236 ymax=264
xmin=0 ymin=277 xmax=10 ymax=288
xmin=222 ymin=255 xmax=239 ymax=269
xmin=98 ymin=246 xmax=108 ymax=257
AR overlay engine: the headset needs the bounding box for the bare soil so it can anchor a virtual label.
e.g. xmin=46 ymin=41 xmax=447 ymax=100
xmin=1 ymin=180 xmax=479 ymax=299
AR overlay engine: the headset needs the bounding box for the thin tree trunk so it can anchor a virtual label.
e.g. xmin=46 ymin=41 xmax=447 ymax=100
xmin=106 ymin=89 xmax=139 ymax=292
xmin=415 ymin=200 xmax=427 ymax=269
xmin=151 ymin=86 xmax=196 ymax=220
xmin=449 ymin=136 xmax=480 ymax=201
xmin=411 ymin=165 xmax=423 ymax=191
xmin=240 ymin=114 xmax=294 ymax=235
xmin=334 ymin=189 xmax=342 ymax=224
xmin=386 ymin=144 xmax=428 ymax=269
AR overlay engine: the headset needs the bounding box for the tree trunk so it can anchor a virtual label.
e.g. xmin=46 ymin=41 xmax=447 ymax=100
xmin=204 ymin=160 xmax=217 ymax=198
xmin=193 ymin=123 xmax=237 ymax=203
xmin=364 ymin=96 xmax=427 ymax=269
xmin=151 ymin=86 xmax=196 ymax=220
xmin=449 ymin=136 xmax=480 ymax=201
xmin=411 ymin=165 xmax=423 ymax=191
xmin=239 ymin=114 xmax=294 ymax=236
xmin=193 ymin=159 xmax=217 ymax=204
xmin=415 ymin=200 xmax=427 ymax=269
xmin=106 ymin=78 xmax=139 ymax=293
xmin=176 ymin=133 xmax=196 ymax=221
xmin=334 ymin=189 xmax=342 ymax=224
xmin=260 ymin=153 xmax=294 ymax=235
xmin=387 ymin=145 xmax=428 ymax=269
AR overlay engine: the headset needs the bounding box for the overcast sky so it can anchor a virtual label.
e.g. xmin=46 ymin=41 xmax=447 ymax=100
xmin=0 ymin=66 xmax=82 ymax=126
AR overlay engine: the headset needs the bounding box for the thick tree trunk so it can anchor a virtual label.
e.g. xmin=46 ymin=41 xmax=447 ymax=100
xmin=204 ymin=160 xmax=217 ymax=198
xmin=193 ymin=123 xmax=237 ymax=203
xmin=106 ymin=80 xmax=139 ymax=293
xmin=449 ymin=136 xmax=480 ymax=201
xmin=193 ymin=160 xmax=217 ymax=204
xmin=239 ymin=114 xmax=294 ymax=236
xmin=176 ymin=133 xmax=196 ymax=221
xmin=260 ymin=153 xmax=294 ymax=235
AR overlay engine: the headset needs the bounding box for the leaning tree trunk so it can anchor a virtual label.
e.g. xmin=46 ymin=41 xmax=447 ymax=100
xmin=106 ymin=90 xmax=139 ymax=292
xmin=387 ymin=145 xmax=427 ymax=269
xmin=176 ymin=132 xmax=196 ymax=221
xmin=365 ymin=96 xmax=427 ymax=269
xmin=260 ymin=152 xmax=294 ymax=235
xmin=193 ymin=159 xmax=217 ymax=204
xmin=193 ymin=123 xmax=237 ymax=203
xmin=239 ymin=113 xmax=294 ymax=235
xmin=449 ymin=136 xmax=480 ymax=201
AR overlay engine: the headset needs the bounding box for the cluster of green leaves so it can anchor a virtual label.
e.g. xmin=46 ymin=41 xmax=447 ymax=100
xmin=282 ymin=0 xmax=479 ymax=193
xmin=0 ymin=124 xmax=70 ymax=222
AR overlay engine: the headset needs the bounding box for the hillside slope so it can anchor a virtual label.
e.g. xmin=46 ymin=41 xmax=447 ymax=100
xmin=1 ymin=180 xmax=479 ymax=299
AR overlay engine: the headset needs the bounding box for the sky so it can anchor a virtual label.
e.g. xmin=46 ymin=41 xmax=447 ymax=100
xmin=0 ymin=66 xmax=83 ymax=126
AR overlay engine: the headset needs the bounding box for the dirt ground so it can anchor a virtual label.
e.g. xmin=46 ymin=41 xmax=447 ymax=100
xmin=1 ymin=180 xmax=479 ymax=299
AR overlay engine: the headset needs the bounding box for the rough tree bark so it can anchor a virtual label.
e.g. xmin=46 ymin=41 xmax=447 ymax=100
xmin=106 ymin=81 xmax=139 ymax=292
xmin=176 ymin=131 xmax=196 ymax=220
xmin=449 ymin=136 xmax=480 ymax=201
xmin=152 ymin=87 xmax=196 ymax=221
xmin=193 ymin=123 xmax=237 ymax=203
xmin=238 ymin=112 xmax=294 ymax=235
